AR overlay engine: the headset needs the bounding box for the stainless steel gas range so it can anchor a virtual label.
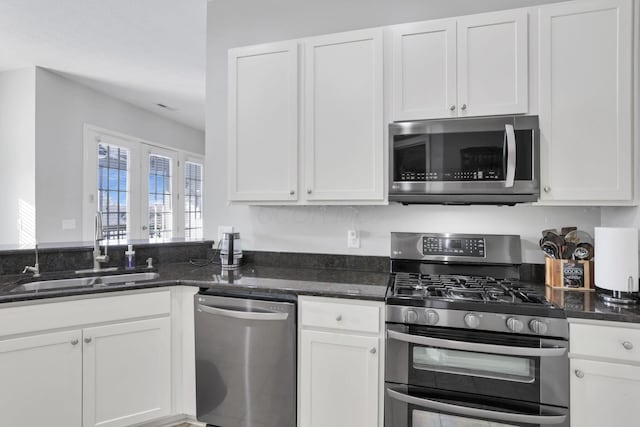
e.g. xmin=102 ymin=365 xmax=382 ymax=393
xmin=385 ymin=232 xmax=569 ymax=427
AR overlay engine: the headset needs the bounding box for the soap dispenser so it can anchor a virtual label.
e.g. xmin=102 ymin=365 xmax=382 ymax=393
xmin=125 ymin=245 xmax=136 ymax=270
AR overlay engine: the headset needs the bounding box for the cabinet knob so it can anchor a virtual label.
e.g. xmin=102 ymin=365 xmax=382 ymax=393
xmin=370 ymin=347 xmax=377 ymax=354
xmin=622 ymin=341 xmax=634 ymax=350
xmin=289 ymin=190 xmax=295 ymax=195
xmin=449 ymin=104 xmax=456 ymax=111
xmin=543 ymin=186 xmax=551 ymax=193
xmin=71 ymin=339 xmax=79 ymax=346
xmin=336 ymin=315 xmax=342 ymax=321
xmin=84 ymin=337 xmax=92 ymax=344
xmin=307 ymin=189 xmax=312 ymax=195
xmin=461 ymin=104 xmax=467 ymax=111
xmin=574 ymin=369 xmax=584 ymax=378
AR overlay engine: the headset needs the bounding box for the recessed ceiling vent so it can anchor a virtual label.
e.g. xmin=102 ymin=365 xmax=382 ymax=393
xmin=156 ymin=103 xmax=177 ymax=111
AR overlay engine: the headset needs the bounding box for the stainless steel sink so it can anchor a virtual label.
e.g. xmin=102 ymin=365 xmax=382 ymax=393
xmin=11 ymin=272 xmax=160 ymax=293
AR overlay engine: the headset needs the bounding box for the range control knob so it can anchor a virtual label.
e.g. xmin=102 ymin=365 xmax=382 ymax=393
xmin=529 ymin=319 xmax=548 ymax=335
xmin=405 ymin=309 xmax=419 ymax=323
xmin=425 ymin=310 xmax=439 ymax=325
xmin=464 ymin=313 xmax=480 ymax=329
xmin=506 ymin=317 xmax=524 ymax=333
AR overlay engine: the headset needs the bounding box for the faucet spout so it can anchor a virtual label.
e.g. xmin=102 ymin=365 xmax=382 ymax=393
xmin=93 ymin=212 xmax=110 ymax=271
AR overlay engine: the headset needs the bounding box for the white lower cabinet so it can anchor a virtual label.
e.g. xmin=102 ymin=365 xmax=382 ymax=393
xmin=83 ymin=318 xmax=171 ymax=427
xmin=298 ymin=296 xmax=384 ymax=427
xmin=0 ymin=329 xmax=83 ymax=426
xmin=0 ymin=291 xmax=173 ymax=427
xmin=570 ymin=358 xmax=640 ymax=427
xmin=569 ymin=319 xmax=640 ymax=427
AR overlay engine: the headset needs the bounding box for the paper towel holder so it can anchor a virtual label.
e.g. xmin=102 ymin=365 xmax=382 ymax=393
xmin=594 ymin=226 xmax=640 ymax=305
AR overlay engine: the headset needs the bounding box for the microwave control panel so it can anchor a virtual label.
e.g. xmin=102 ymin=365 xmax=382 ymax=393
xmin=422 ymin=237 xmax=485 ymax=257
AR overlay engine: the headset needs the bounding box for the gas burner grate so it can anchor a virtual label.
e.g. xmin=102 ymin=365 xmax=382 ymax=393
xmin=392 ymin=273 xmax=548 ymax=305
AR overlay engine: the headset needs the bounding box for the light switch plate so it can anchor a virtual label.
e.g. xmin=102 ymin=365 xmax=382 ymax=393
xmin=347 ymin=229 xmax=360 ymax=249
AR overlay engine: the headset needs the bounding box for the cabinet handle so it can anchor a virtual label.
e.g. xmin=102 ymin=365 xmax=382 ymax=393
xmin=449 ymin=105 xmax=456 ymax=111
xmin=543 ymin=186 xmax=551 ymax=193
xmin=370 ymin=347 xmax=377 ymax=354
xmin=336 ymin=315 xmax=343 ymax=321
xmin=307 ymin=189 xmax=312 ymax=195
xmin=289 ymin=190 xmax=295 ymax=196
xmin=84 ymin=337 xmax=92 ymax=344
xmin=461 ymin=104 xmax=467 ymax=111
xmin=574 ymin=369 xmax=584 ymax=378
xmin=622 ymin=341 xmax=634 ymax=350
xmin=71 ymin=339 xmax=79 ymax=346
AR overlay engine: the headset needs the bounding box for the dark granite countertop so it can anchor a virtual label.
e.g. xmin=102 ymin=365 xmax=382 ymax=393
xmin=0 ymin=261 xmax=390 ymax=305
xmin=1 ymin=262 xmax=640 ymax=324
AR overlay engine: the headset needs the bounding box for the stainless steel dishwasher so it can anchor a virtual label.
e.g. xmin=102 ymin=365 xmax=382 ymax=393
xmin=194 ymin=292 xmax=296 ymax=427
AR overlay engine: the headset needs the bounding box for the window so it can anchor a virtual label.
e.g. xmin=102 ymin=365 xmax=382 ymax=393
xmin=97 ymin=142 xmax=129 ymax=241
xmin=184 ymin=162 xmax=203 ymax=239
xmin=148 ymin=154 xmax=173 ymax=239
xmin=83 ymin=126 xmax=204 ymax=242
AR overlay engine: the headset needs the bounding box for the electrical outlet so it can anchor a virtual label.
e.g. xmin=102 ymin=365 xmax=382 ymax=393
xmin=347 ymin=230 xmax=360 ymax=249
xmin=218 ymin=225 xmax=233 ymax=242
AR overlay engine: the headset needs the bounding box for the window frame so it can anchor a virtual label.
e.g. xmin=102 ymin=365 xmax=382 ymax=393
xmin=181 ymin=154 xmax=205 ymax=240
xmin=83 ymin=125 xmax=204 ymax=242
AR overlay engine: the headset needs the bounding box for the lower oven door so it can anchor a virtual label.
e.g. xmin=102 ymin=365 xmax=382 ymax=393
xmin=385 ymin=384 xmax=569 ymax=427
xmin=386 ymin=324 xmax=568 ymax=407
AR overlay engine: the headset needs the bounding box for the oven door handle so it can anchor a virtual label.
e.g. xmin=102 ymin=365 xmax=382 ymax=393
xmin=196 ymin=304 xmax=289 ymax=321
xmin=387 ymin=330 xmax=567 ymax=357
xmin=387 ymin=388 xmax=568 ymax=425
xmin=504 ymin=123 xmax=516 ymax=188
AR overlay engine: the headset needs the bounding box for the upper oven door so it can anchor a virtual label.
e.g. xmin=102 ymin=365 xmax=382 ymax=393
xmin=386 ymin=323 xmax=568 ymax=408
xmin=385 ymin=384 xmax=569 ymax=427
xmin=389 ymin=116 xmax=539 ymax=197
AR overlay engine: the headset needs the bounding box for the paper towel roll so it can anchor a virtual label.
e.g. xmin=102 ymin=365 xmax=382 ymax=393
xmin=594 ymin=227 xmax=639 ymax=293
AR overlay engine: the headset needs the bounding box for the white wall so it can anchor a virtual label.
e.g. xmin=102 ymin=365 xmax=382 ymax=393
xmin=0 ymin=68 xmax=36 ymax=247
xmin=205 ymin=0 xmax=604 ymax=264
xmin=34 ymin=67 xmax=205 ymax=243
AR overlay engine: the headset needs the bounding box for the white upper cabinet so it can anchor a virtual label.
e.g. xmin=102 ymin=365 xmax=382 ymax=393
xmin=390 ymin=19 xmax=457 ymax=121
xmin=538 ymin=0 xmax=634 ymax=203
xmin=457 ymin=10 xmax=529 ymax=117
xmin=228 ymin=41 xmax=299 ymax=202
xmin=390 ymin=10 xmax=528 ymax=121
xmin=304 ymin=28 xmax=384 ymax=202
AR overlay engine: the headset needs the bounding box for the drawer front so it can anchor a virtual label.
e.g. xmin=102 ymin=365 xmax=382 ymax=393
xmin=0 ymin=290 xmax=171 ymax=337
xmin=300 ymin=297 xmax=381 ymax=334
xmin=570 ymin=323 xmax=640 ymax=363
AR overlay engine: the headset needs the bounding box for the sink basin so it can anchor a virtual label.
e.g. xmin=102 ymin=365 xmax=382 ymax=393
xmin=11 ymin=272 xmax=160 ymax=293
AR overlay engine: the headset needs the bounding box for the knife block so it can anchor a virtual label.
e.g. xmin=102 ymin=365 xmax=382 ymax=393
xmin=545 ymin=258 xmax=594 ymax=290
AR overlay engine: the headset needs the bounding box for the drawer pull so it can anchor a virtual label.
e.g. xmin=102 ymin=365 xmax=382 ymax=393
xmin=370 ymin=347 xmax=377 ymax=354
xmin=70 ymin=339 xmax=79 ymax=346
xmin=622 ymin=341 xmax=634 ymax=350
xmin=84 ymin=337 xmax=92 ymax=344
xmin=574 ymin=369 xmax=584 ymax=379
xmin=336 ymin=315 xmax=343 ymax=321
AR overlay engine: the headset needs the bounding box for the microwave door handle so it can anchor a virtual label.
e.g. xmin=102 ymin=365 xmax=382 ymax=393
xmin=504 ymin=124 xmax=516 ymax=188
xmin=386 ymin=388 xmax=568 ymax=425
xmin=387 ymin=330 xmax=566 ymax=357
xmin=196 ymin=304 xmax=289 ymax=321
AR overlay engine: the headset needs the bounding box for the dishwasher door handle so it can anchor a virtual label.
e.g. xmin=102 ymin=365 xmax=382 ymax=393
xmin=196 ymin=303 xmax=289 ymax=321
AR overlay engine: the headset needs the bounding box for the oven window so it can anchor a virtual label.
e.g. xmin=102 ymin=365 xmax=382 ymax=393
xmin=413 ymin=410 xmax=518 ymax=427
xmin=413 ymin=347 xmax=535 ymax=383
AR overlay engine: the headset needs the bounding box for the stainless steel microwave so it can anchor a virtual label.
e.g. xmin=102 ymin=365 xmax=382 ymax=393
xmin=389 ymin=116 xmax=539 ymax=205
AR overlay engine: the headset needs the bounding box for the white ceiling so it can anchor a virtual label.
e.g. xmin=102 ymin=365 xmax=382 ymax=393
xmin=0 ymin=0 xmax=207 ymax=130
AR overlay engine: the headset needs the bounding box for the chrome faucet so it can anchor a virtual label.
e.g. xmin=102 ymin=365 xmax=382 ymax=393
xmin=93 ymin=211 xmax=110 ymax=271
xmin=22 ymin=244 xmax=41 ymax=277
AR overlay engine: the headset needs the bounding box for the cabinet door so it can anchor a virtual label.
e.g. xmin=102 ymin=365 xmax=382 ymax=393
xmin=228 ymin=41 xmax=299 ymax=202
xmin=539 ymin=0 xmax=633 ymax=203
xmin=457 ymin=10 xmax=528 ymax=117
xmin=300 ymin=330 xmax=379 ymax=427
xmin=0 ymin=330 xmax=82 ymax=427
xmin=571 ymin=358 xmax=640 ymax=427
xmin=83 ymin=317 xmax=171 ymax=427
xmin=390 ymin=19 xmax=457 ymax=121
xmin=304 ymin=29 xmax=384 ymax=201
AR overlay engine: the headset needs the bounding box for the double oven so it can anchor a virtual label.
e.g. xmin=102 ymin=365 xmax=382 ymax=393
xmin=385 ymin=319 xmax=569 ymax=427
xmin=384 ymin=232 xmax=569 ymax=427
